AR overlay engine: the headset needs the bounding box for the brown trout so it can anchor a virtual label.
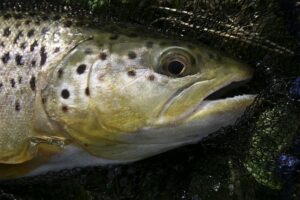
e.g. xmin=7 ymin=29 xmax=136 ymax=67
xmin=0 ymin=8 xmax=255 ymax=179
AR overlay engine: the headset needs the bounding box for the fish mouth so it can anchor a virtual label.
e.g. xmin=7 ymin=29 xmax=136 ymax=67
xmin=183 ymin=79 xmax=256 ymax=122
xmin=157 ymin=76 xmax=256 ymax=125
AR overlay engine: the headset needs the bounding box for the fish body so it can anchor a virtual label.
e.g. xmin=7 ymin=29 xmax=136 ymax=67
xmin=0 ymin=10 xmax=255 ymax=179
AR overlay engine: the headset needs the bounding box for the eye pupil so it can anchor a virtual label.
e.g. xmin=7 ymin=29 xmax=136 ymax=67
xmin=167 ymin=60 xmax=185 ymax=76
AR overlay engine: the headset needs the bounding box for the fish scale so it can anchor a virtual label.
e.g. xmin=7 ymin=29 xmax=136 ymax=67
xmin=0 ymin=11 xmax=86 ymax=164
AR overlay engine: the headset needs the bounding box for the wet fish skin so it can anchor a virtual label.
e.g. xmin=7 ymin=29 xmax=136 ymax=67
xmin=0 ymin=10 xmax=255 ymax=179
xmin=0 ymin=11 xmax=87 ymax=164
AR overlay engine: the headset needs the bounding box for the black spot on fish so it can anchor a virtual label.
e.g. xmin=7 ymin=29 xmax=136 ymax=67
xmin=14 ymin=31 xmax=24 ymax=44
xmin=146 ymin=41 xmax=154 ymax=48
xmin=34 ymin=20 xmax=40 ymax=25
xmin=10 ymin=79 xmax=15 ymax=88
xmin=109 ymin=34 xmax=119 ymax=40
xmin=61 ymin=89 xmax=70 ymax=99
xmin=30 ymin=76 xmax=36 ymax=91
xmin=30 ymin=40 xmax=38 ymax=51
xmin=77 ymin=64 xmax=86 ymax=74
xmin=85 ymin=87 xmax=90 ymax=96
xmin=64 ymin=20 xmax=72 ymax=27
xmin=148 ymin=74 xmax=155 ymax=81
xmin=15 ymin=54 xmax=24 ymax=65
xmin=40 ymin=46 xmax=47 ymax=66
xmin=54 ymin=47 xmax=60 ymax=53
xmin=58 ymin=69 xmax=63 ymax=78
xmin=84 ymin=48 xmax=93 ymax=54
xmin=41 ymin=27 xmax=49 ymax=35
xmin=99 ymin=52 xmax=107 ymax=60
xmin=24 ymin=20 xmax=31 ymax=25
xmin=2 ymin=52 xmax=10 ymax=64
xmin=0 ymin=42 xmax=5 ymax=48
xmin=27 ymin=29 xmax=35 ymax=38
xmin=128 ymin=51 xmax=137 ymax=59
xmin=18 ymin=76 xmax=22 ymax=84
xmin=15 ymin=100 xmax=21 ymax=111
xmin=20 ymin=42 xmax=27 ymax=49
xmin=3 ymin=27 xmax=11 ymax=37
xmin=127 ymin=69 xmax=136 ymax=76
xmin=62 ymin=105 xmax=68 ymax=112
xmin=15 ymin=22 xmax=21 ymax=28
xmin=0 ymin=83 xmax=3 ymax=92
xmin=42 ymin=97 xmax=47 ymax=104
xmin=31 ymin=60 xmax=36 ymax=67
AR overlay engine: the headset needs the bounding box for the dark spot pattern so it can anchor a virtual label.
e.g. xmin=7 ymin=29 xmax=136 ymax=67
xmin=58 ymin=69 xmax=63 ymax=78
xmin=31 ymin=60 xmax=36 ymax=67
xmin=27 ymin=29 xmax=35 ymax=37
xmin=24 ymin=20 xmax=31 ymax=25
xmin=3 ymin=27 xmax=11 ymax=37
xmin=61 ymin=89 xmax=70 ymax=99
xmin=77 ymin=64 xmax=86 ymax=74
xmin=40 ymin=46 xmax=47 ymax=66
xmin=0 ymin=42 xmax=5 ymax=48
xmin=30 ymin=40 xmax=38 ymax=51
xmin=54 ymin=47 xmax=60 ymax=53
xmin=41 ymin=27 xmax=49 ymax=35
xmin=15 ymin=101 xmax=21 ymax=111
xmin=62 ymin=105 xmax=68 ymax=112
xmin=30 ymin=76 xmax=36 ymax=91
xmin=1 ymin=52 xmax=10 ymax=64
xmin=18 ymin=76 xmax=22 ymax=84
xmin=10 ymin=79 xmax=15 ymax=88
xmin=14 ymin=31 xmax=23 ymax=44
xmin=20 ymin=42 xmax=27 ymax=49
xmin=99 ymin=52 xmax=107 ymax=60
xmin=148 ymin=75 xmax=155 ymax=81
xmin=85 ymin=87 xmax=90 ymax=96
xmin=128 ymin=51 xmax=137 ymax=59
xmin=84 ymin=48 xmax=93 ymax=54
xmin=0 ymin=83 xmax=3 ymax=92
xmin=127 ymin=69 xmax=136 ymax=76
xmin=15 ymin=54 xmax=24 ymax=65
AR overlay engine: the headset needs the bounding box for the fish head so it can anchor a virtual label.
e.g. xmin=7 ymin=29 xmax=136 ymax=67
xmin=43 ymin=33 xmax=255 ymax=161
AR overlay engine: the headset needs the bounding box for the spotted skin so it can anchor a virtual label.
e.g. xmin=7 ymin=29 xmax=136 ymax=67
xmin=0 ymin=10 xmax=256 ymax=179
xmin=0 ymin=11 xmax=86 ymax=164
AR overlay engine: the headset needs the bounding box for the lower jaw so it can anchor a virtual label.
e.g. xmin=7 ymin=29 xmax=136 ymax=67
xmin=185 ymin=94 xmax=256 ymax=122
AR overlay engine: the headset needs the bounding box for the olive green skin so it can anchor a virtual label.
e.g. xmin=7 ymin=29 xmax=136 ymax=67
xmin=0 ymin=11 xmax=254 ymax=179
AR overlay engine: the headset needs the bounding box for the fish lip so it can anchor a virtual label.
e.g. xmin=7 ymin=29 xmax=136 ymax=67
xmin=167 ymin=77 xmax=255 ymax=123
xmin=180 ymin=80 xmax=256 ymax=122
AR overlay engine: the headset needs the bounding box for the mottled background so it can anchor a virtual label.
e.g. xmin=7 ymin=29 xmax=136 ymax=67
xmin=0 ymin=0 xmax=300 ymax=199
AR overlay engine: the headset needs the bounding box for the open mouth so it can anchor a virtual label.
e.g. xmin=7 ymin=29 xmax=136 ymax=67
xmin=204 ymin=79 xmax=255 ymax=101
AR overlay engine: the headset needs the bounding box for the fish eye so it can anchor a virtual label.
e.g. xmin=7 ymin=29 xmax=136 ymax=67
xmin=163 ymin=58 xmax=187 ymax=76
xmin=158 ymin=48 xmax=196 ymax=77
